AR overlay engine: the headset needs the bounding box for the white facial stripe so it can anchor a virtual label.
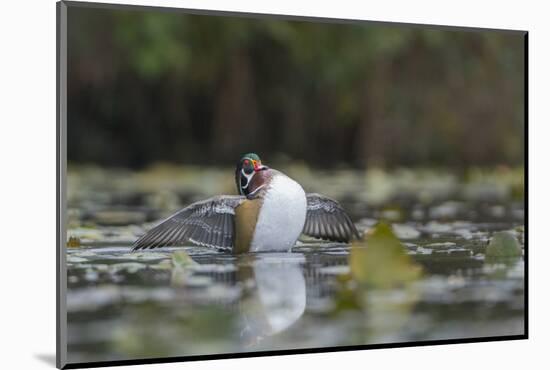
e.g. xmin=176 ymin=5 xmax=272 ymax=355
xmin=241 ymin=168 xmax=254 ymax=189
xmin=248 ymin=184 xmax=266 ymax=196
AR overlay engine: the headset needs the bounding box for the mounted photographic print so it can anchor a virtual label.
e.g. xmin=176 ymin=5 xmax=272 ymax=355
xmin=57 ymin=1 xmax=527 ymax=368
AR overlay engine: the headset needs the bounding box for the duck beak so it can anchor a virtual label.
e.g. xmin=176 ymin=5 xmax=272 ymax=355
xmin=253 ymin=161 xmax=268 ymax=172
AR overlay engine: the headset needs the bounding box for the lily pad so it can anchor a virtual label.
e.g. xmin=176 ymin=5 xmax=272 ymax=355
xmin=392 ymin=224 xmax=421 ymax=240
xmin=110 ymin=262 xmax=147 ymax=274
xmin=67 ymin=255 xmax=88 ymax=263
xmin=150 ymin=259 xmax=173 ymax=271
xmin=172 ymin=250 xmax=197 ymax=269
xmin=486 ymin=232 xmax=522 ymax=258
xmin=120 ymin=252 xmax=168 ymax=261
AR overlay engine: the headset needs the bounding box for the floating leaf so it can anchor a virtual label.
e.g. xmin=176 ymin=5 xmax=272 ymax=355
xmin=67 ymin=255 xmax=87 ymax=263
xmin=120 ymin=252 xmax=167 ymax=261
xmin=392 ymin=224 xmax=421 ymax=239
xmin=150 ymin=259 xmax=172 ymax=271
xmin=68 ymin=227 xmax=104 ymax=240
xmin=170 ymin=250 xmax=197 ymax=287
xmin=171 ymin=250 xmax=197 ymax=269
xmin=110 ymin=262 xmax=147 ymax=274
xmin=486 ymin=231 xmax=522 ymax=258
xmin=350 ymin=222 xmax=422 ymax=288
xmin=67 ymin=236 xmax=81 ymax=248
xmin=379 ymin=205 xmax=404 ymax=222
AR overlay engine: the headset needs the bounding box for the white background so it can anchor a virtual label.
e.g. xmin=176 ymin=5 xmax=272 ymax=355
xmin=0 ymin=0 xmax=547 ymax=369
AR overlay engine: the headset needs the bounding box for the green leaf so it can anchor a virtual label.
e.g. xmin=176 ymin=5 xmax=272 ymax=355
xmin=170 ymin=250 xmax=197 ymax=287
xmin=350 ymin=222 xmax=422 ymax=288
xmin=486 ymin=232 xmax=522 ymax=258
xmin=171 ymin=250 xmax=197 ymax=269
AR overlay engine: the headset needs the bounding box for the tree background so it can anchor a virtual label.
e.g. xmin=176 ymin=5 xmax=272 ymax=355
xmin=67 ymin=6 xmax=525 ymax=170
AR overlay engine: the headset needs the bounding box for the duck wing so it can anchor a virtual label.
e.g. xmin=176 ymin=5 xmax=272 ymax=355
xmin=132 ymin=195 xmax=246 ymax=251
xmin=302 ymin=193 xmax=360 ymax=243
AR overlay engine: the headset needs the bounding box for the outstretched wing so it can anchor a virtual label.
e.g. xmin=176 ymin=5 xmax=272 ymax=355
xmin=302 ymin=193 xmax=360 ymax=243
xmin=132 ymin=195 xmax=246 ymax=251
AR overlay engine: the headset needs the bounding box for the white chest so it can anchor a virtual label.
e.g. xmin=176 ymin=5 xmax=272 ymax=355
xmin=250 ymin=174 xmax=307 ymax=252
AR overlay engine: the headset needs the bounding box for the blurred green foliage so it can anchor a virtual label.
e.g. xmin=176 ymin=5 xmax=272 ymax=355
xmin=67 ymin=6 xmax=524 ymax=169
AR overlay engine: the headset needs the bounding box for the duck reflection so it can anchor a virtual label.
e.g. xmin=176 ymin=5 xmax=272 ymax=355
xmin=237 ymin=253 xmax=307 ymax=346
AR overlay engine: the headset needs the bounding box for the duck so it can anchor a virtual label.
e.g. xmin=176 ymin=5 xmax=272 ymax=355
xmin=132 ymin=153 xmax=360 ymax=252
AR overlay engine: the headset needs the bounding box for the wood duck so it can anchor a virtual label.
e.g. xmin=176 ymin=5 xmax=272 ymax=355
xmin=132 ymin=153 xmax=360 ymax=252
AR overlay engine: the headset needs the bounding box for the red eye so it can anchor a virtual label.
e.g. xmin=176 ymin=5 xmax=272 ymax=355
xmin=243 ymin=160 xmax=249 ymax=165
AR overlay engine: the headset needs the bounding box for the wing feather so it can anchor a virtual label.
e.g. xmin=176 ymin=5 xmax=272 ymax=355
xmin=302 ymin=193 xmax=360 ymax=243
xmin=132 ymin=195 xmax=245 ymax=251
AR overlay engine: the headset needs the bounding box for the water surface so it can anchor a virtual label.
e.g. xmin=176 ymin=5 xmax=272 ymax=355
xmin=66 ymin=166 xmax=525 ymax=363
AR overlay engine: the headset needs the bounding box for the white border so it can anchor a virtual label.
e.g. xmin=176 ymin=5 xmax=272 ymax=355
xmin=2 ymin=0 xmax=547 ymax=369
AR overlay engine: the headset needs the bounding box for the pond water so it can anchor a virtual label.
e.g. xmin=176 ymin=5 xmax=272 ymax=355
xmin=65 ymin=166 xmax=525 ymax=364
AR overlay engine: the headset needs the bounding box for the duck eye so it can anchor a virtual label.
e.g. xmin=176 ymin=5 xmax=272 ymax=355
xmin=243 ymin=165 xmax=254 ymax=175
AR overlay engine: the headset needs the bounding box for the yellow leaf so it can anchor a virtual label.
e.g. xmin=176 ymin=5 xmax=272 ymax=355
xmin=350 ymin=222 xmax=422 ymax=288
xmin=66 ymin=236 xmax=81 ymax=248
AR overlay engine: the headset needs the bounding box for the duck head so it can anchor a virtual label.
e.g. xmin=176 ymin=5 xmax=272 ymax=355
xmin=235 ymin=153 xmax=269 ymax=196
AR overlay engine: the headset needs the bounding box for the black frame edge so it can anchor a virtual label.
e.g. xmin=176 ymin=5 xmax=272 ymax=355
xmin=523 ymin=31 xmax=529 ymax=339
xmin=57 ymin=1 xmax=68 ymax=369
xmin=56 ymin=2 xmax=61 ymax=368
xmin=63 ymin=335 xmax=527 ymax=369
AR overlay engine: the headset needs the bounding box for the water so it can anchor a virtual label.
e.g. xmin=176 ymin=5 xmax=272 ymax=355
xmin=65 ymin=166 xmax=525 ymax=364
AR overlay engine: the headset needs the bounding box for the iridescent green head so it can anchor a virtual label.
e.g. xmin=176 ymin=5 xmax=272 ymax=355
xmin=235 ymin=153 xmax=267 ymax=196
